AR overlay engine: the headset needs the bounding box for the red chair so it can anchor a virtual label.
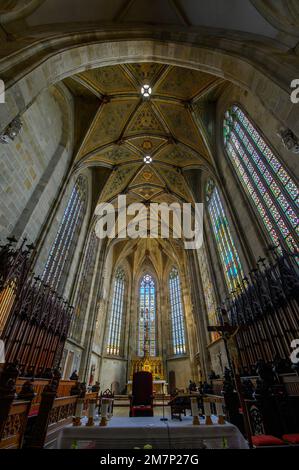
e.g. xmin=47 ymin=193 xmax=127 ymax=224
xmin=129 ymin=371 xmax=154 ymax=417
xmin=245 ymin=401 xmax=286 ymax=447
xmin=282 ymin=434 xmax=299 ymax=445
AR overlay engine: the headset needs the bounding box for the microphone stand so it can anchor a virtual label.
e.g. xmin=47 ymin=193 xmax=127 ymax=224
xmin=160 ymin=382 xmax=168 ymax=421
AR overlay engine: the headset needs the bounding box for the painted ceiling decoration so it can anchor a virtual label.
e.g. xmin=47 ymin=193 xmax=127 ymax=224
xmin=65 ymin=62 xmax=227 ymax=206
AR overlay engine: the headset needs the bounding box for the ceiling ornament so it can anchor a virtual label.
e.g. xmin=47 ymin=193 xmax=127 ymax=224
xmin=142 ymin=140 xmax=153 ymax=150
xmin=143 ymin=155 xmax=152 ymax=164
xmin=129 ymin=165 xmax=165 ymax=188
xmin=125 ymin=101 xmax=166 ymax=136
xmin=128 ymin=136 xmax=167 ymax=154
xmin=79 ymin=66 xmax=135 ymax=95
xmin=130 ymin=187 xmax=163 ymax=201
xmin=156 ymin=67 xmax=217 ymax=101
xmin=99 ymin=163 xmax=141 ymax=202
xmin=156 ymin=164 xmax=192 ymax=201
xmin=83 ymin=145 xmax=140 ymax=166
xmin=154 ymin=102 xmax=206 ymax=155
xmin=125 ymin=63 xmax=165 ymax=85
xmin=156 ymin=144 xmax=201 ymax=166
xmin=78 ymin=99 xmax=138 ymax=158
xmin=141 ymin=84 xmax=152 ymax=99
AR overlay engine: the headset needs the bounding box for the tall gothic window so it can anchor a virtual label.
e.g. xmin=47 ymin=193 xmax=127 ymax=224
xmin=138 ymin=274 xmax=156 ymax=356
xmin=106 ymin=267 xmax=126 ymax=356
xmin=42 ymin=176 xmax=87 ymax=292
xmin=71 ymin=230 xmax=98 ymax=342
xmin=224 ymin=105 xmax=298 ymax=253
xmin=206 ymin=179 xmax=244 ymax=292
xmin=198 ymin=246 xmax=219 ymax=342
xmin=169 ymin=267 xmax=186 ymax=355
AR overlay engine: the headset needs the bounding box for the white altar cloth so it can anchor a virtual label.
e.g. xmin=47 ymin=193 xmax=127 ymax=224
xmin=57 ymin=416 xmax=248 ymax=449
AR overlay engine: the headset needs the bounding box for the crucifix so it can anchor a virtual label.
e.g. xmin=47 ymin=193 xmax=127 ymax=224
xmin=216 ymin=351 xmax=223 ymax=373
xmin=208 ymin=308 xmax=253 ymax=448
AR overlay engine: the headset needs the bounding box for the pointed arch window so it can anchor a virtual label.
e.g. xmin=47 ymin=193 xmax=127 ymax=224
xmin=71 ymin=231 xmax=98 ymax=342
xmin=224 ymin=105 xmax=298 ymax=253
xmin=107 ymin=267 xmax=125 ymax=356
xmin=206 ymin=179 xmax=244 ymax=292
xmin=138 ymin=274 xmax=156 ymax=357
xmin=42 ymin=175 xmax=87 ymax=292
xmin=198 ymin=246 xmax=219 ymax=342
xmin=169 ymin=267 xmax=186 ymax=355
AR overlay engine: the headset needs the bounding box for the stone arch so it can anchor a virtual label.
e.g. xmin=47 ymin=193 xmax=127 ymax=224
xmin=1 ymin=34 xmax=298 ymax=139
xmin=0 ymin=0 xmax=45 ymax=24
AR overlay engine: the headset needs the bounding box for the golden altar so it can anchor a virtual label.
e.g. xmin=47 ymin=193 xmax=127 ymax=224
xmin=128 ymin=356 xmax=167 ymax=394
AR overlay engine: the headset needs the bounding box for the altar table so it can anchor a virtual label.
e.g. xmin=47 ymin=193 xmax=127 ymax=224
xmin=57 ymin=416 xmax=248 ymax=449
xmin=127 ymin=380 xmax=167 ymax=394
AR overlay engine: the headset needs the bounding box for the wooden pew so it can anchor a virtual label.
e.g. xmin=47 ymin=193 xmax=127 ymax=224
xmin=0 ymin=400 xmax=31 ymax=449
xmin=44 ymin=395 xmax=78 ymax=448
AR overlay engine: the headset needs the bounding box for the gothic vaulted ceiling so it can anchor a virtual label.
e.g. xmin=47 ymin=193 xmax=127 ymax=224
xmin=65 ymin=62 xmax=228 ymax=205
xmin=14 ymin=0 xmax=278 ymax=39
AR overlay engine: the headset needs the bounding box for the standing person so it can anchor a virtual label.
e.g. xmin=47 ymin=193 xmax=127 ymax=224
xmin=70 ymin=370 xmax=79 ymax=381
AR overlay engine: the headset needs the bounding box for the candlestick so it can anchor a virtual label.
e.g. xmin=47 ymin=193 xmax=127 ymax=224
xmin=191 ymin=397 xmax=200 ymax=425
xmin=99 ymin=398 xmax=109 ymax=426
xmin=216 ymin=399 xmax=225 ymax=424
xmin=86 ymin=399 xmax=96 ymax=426
xmin=73 ymin=398 xmax=84 ymax=426
xmin=205 ymin=399 xmax=213 ymax=425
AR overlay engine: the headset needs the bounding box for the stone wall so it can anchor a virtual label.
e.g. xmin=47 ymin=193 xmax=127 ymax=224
xmin=0 ymin=85 xmax=74 ymax=244
xmin=167 ymin=357 xmax=192 ymax=391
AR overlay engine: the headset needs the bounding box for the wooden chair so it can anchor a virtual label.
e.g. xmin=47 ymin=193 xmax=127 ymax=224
xmin=244 ymin=400 xmax=285 ymax=447
xmin=168 ymin=395 xmax=189 ymax=420
xmin=129 ymin=371 xmax=153 ymax=417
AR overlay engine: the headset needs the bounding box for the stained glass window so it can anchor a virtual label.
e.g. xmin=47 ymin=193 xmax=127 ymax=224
xmin=206 ymin=179 xmax=244 ymax=292
xmin=71 ymin=231 xmax=98 ymax=342
xmin=42 ymin=176 xmax=87 ymax=292
xmin=107 ymin=268 xmax=125 ymax=356
xmin=169 ymin=267 xmax=186 ymax=355
xmin=197 ymin=245 xmax=219 ymax=342
xmin=138 ymin=274 xmax=156 ymax=356
xmin=224 ymin=105 xmax=298 ymax=253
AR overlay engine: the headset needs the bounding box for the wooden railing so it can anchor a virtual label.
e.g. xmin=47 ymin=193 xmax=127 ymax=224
xmin=15 ymin=378 xmax=76 ymax=416
xmin=0 ymin=400 xmax=31 ymax=449
xmin=16 ymin=378 xmax=50 ymax=417
xmin=57 ymin=379 xmax=77 ymax=398
xmin=280 ymin=373 xmax=299 ymax=397
xmin=45 ymin=395 xmax=78 ymax=448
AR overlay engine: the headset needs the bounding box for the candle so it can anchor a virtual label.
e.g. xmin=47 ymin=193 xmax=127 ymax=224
xmin=204 ymin=399 xmax=213 ymax=425
xmin=216 ymin=399 xmax=225 ymax=424
xmin=216 ymin=400 xmax=223 ymax=417
xmin=99 ymin=398 xmax=109 ymax=426
xmin=88 ymin=400 xmax=96 ymax=418
xmin=191 ymin=397 xmax=200 ymax=425
xmin=75 ymin=400 xmax=83 ymax=418
xmin=191 ymin=397 xmax=199 ymax=417
xmin=107 ymin=398 xmax=113 ymax=419
xmin=101 ymin=398 xmax=109 ymax=418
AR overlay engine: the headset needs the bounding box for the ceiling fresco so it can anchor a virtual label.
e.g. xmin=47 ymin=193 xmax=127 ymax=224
xmin=65 ymin=62 xmax=228 ymax=205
